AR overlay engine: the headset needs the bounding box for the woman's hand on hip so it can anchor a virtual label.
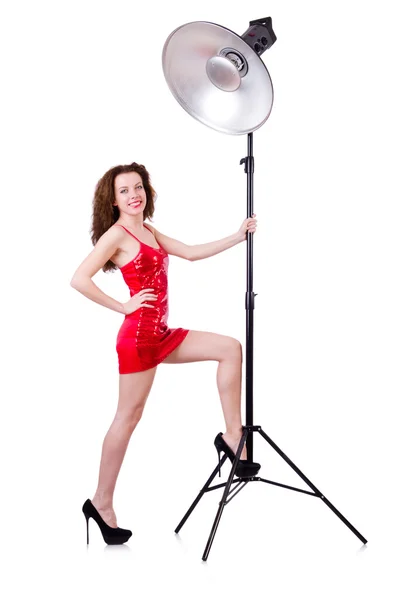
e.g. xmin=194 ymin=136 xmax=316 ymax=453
xmin=122 ymin=288 xmax=158 ymax=315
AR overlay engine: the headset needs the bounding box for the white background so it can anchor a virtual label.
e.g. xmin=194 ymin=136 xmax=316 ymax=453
xmin=1 ymin=0 xmax=396 ymax=598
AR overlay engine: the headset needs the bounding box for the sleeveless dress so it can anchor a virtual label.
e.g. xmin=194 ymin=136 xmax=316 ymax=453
xmin=114 ymin=224 xmax=190 ymax=374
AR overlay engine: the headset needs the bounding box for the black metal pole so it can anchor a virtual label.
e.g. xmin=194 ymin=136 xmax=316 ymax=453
xmin=240 ymin=132 xmax=255 ymax=463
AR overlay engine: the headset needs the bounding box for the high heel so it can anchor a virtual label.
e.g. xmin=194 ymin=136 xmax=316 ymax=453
xmin=82 ymin=499 xmax=132 ymax=545
xmin=214 ymin=432 xmax=261 ymax=478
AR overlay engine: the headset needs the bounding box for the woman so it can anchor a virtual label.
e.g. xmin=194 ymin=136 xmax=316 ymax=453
xmin=71 ymin=162 xmax=259 ymax=545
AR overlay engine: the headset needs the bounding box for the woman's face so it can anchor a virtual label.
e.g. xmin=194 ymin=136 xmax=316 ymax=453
xmin=113 ymin=171 xmax=147 ymax=216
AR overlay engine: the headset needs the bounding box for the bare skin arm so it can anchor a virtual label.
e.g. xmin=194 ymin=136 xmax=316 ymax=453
xmin=145 ymin=224 xmax=243 ymax=261
xmin=70 ymin=227 xmax=126 ymax=314
xmin=187 ymin=232 xmax=242 ymax=261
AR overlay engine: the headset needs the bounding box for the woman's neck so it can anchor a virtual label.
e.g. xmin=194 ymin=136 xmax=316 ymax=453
xmin=117 ymin=217 xmax=145 ymax=231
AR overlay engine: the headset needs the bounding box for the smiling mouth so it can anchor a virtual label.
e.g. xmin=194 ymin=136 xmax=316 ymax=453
xmin=129 ymin=200 xmax=142 ymax=207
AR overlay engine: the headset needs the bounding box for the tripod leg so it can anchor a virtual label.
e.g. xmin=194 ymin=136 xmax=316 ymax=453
xmin=175 ymin=454 xmax=228 ymax=534
xmin=202 ymin=429 xmax=249 ymax=561
xmin=257 ymin=428 xmax=367 ymax=544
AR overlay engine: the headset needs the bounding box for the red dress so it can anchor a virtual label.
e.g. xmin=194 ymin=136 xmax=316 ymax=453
xmin=114 ymin=224 xmax=190 ymax=374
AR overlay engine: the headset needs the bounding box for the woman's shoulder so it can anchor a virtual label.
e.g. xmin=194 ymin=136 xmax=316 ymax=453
xmin=97 ymin=224 xmax=130 ymax=255
xmin=102 ymin=223 xmax=127 ymax=240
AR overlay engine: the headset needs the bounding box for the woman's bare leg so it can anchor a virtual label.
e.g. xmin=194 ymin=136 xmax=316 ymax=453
xmin=216 ymin=349 xmax=247 ymax=459
xmin=91 ymin=366 xmax=157 ymax=526
xmin=162 ymin=330 xmax=247 ymax=459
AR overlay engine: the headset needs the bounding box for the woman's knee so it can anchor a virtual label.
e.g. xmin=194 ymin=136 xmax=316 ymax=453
xmin=224 ymin=337 xmax=243 ymax=361
xmin=114 ymin=401 xmax=145 ymax=426
xmin=115 ymin=367 xmax=156 ymax=423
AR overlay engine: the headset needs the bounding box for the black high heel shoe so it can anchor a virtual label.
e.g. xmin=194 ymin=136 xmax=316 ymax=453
xmin=82 ymin=499 xmax=132 ymax=545
xmin=214 ymin=432 xmax=261 ymax=478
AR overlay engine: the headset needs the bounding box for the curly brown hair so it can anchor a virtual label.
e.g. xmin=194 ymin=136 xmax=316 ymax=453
xmin=90 ymin=162 xmax=157 ymax=273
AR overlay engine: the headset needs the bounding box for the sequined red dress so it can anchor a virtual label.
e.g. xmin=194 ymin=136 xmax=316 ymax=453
xmin=114 ymin=224 xmax=189 ymax=374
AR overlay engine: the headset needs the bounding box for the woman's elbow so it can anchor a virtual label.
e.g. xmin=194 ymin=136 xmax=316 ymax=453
xmin=70 ymin=275 xmax=90 ymax=289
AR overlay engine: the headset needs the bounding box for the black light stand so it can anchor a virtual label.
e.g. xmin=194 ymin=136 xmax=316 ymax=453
xmin=174 ymin=132 xmax=367 ymax=561
xmin=162 ymin=17 xmax=367 ymax=562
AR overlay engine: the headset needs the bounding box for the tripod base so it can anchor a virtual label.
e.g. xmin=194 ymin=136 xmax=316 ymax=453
xmin=175 ymin=425 xmax=367 ymax=561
